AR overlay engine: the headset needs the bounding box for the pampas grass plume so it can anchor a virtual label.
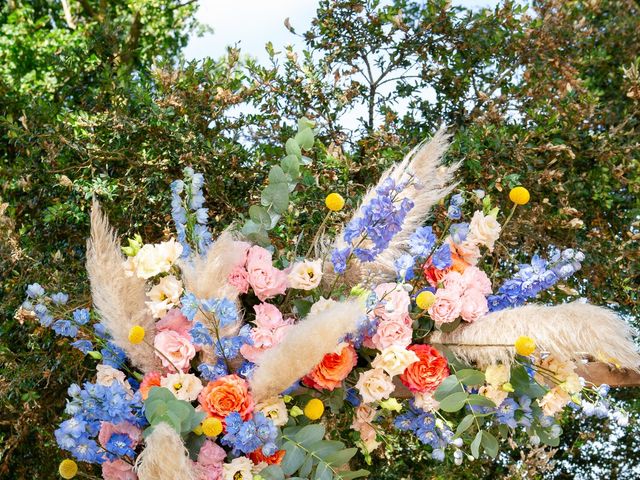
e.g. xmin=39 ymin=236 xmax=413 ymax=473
xmin=135 ymin=423 xmax=197 ymax=480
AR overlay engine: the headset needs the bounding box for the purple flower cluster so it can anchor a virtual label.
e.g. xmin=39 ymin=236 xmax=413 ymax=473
xmin=171 ymin=167 xmax=212 ymax=257
xmin=331 ymin=178 xmax=414 ymax=273
xmin=222 ymin=411 xmax=278 ymax=456
xmin=393 ymin=404 xmax=454 ymax=460
xmin=488 ymin=249 xmax=584 ymax=311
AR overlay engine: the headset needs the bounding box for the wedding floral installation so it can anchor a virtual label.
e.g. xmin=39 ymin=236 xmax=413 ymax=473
xmin=20 ymin=120 xmax=639 ymax=480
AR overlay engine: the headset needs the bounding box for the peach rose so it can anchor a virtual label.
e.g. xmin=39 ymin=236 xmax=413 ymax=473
xmin=449 ymin=238 xmax=481 ymax=267
xmin=102 ymin=459 xmax=137 ymax=480
xmin=198 ymin=374 xmax=254 ymax=423
xmin=302 ymin=343 xmax=358 ymax=391
xmin=441 ymin=271 xmax=466 ymax=295
xmin=400 ymin=344 xmax=449 ymax=393
xmin=139 ymin=371 xmax=162 ymax=400
xmin=461 ymin=266 xmax=492 ymax=295
xmin=468 ymin=211 xmax=501 ymax=251
xmin=154 ymin=330 xmax=196 ymax=372
xmin=355 ymin=368 xmax=395 ymax=404
xmin=428 ymin=289 xmax=462 ymax=326
xmin=460 ymin=289 xmax=489 ymax=322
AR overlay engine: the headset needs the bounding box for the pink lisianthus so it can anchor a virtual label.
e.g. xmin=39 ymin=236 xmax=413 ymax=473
xmin=369 ymin=318 xmax=413 ymax=350
xmin=428 ymin=289 xmax=462 ymax=326
xmin=245 ymin=246 xmax=287 ymax=301
xmin=461 ymin=266 xmax=492 ymax=295
xmin=154 ymin=329 xmax=196 ymax=372
xmin=102 ymin=459 xmax=137 ymax=480
xmin=459 ymin=289 xmax=489 ymax=322
xmin=156 ymin=308 xmax=191 ymax=337
xmin=192 ymin=440 xmax=226 ymax=480
xmin=98 ymin=422 xmax=142 ymax=449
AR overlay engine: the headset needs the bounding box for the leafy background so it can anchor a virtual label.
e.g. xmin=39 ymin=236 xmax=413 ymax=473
xmin=1 ymin=0 xmax=639 ymax=478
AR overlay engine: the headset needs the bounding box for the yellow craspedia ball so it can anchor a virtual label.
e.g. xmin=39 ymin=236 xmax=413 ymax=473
xmin=128 ymin=325 xmax=145 ymax=344
xmin=202 ymin=417 xmax=223 ymax=437
xmin=515 ymin=336 xmax=536 ymax=356
xmin=509 ymin=186 xmax=530 ymax=205
xmin=192 ymin=424 xmax=203 ymax=436
xmin=325 ymin=193 xmax=345 ymax=212
xmin=59 ymin=459 xmax=78 ymax=479
xmin=415 ymin=290 xmax=436 ymax=310
xmin=304 ymin=398 xmax=325 ymax=420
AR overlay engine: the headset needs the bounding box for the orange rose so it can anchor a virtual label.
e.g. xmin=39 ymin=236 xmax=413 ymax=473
xmin=139 ymin=371 xmax=162 ymax=400
xmin=302 ymin=343 xmax=357 ymax=391
xmin=249 ymin=447 xmax=285 ymax=465
xmin=400 ymin=344 xmax=449 ymax=393
xmin=422 ymin=257 xmax=451 ymax=287
xmin=198 ymin=374 xmax=254 ymax=424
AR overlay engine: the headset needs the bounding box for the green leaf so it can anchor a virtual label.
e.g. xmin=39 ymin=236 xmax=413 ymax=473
xmin=438 ymin=316 xmax=461 ymax=332
xmin=295 ymin=127 xmax=314 ymax=150
xmin=146 ymin=386 xmax=175 ymax=403
xmin=433 ymin=375 xmax=464 ymax=401
xmin=260 ymin=465 xmax=285 ymax=480
xmin=269 ymin=165 xmax=289 ymax=184
xmin=471 ymin=430 xmax=482 ymax=458
xmin=438 ymin=391 xmax=469 ymax=412
xmin=307 ymin=440 xmax=344 ymax=457
xmin=325 ymin=448 xmax=357 ymax=466
xmin=154 ymin=411 xmax=181 ymax=432
xmin=167 ymin=399 xmax=192 ymax=421
xmin=281 ymin=155 xmax=300 ymax=179
xmin=511 ymin=365 xmax=547 ymax=398
xmin=467 ymin=394 xmax=496 ymax=408
xmin=456 ymin=369 xmax=485 ymax=386
xmin=455 ymin=414 xmax=475 ymax=436
xmin=261 ymin=183 xmax=289 ymax=213
xmin=481 ymin=431 xmax=499 ymax=458
xmin=298 ymin=117 xmax=315 ymax=130
xmin=145 ymin=399 xmax=167 ymax=422
xmin=339 ymin=470 xmax=370 ymax=479
xmin=249 ymin=205 xmax=271 ymax=227
xmin=299 ymin=455 xmax=314 ymax=478
xmin=285 ymin=138 xmax=302 ymax=157
xmin=295 ymin=424 xmax=326 ymax=447
xmin=281 ymin=442 xmax=306 ymax=475
xmin=314 ymin=461 xmax=332 ymax=480
xmin=293 ymin=299 xmax=313 ymax=317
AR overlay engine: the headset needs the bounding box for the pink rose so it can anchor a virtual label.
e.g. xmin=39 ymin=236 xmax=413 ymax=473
xmin=460 ymin=289 xmax=489 ymax=322
xmin=156 ymin=308 xmax=191 ymax=337
xmin=254 ymin=303 xmax=285 ymax=329
xmin=245 ymin=247 xmax=287 ymax=301
xmin=442 ymin=271 xmax=466 ymax=296
xmin=240 ymin=324 xmax=292 ymax=362
xmin=374 ymin=283 xmax=410 ymax=322
xmin=198 ymin=439 xmax=226 ymax=466
xmin=228 ymin=266 xmax=250 ymax=294
xmin=461 ymin=266 xmax=492 ymax=295
xmin=154 ymin=330 xmax=196 ymax=372
xmin=102 ymin=459 xmax=137 ymax=480
xmin=370 ymin=318 xmax=413 ymax=350
xmin=428 ymin=289 xmax=462 ymax=326
xmin=98 ymin=422 xmax=142 ymax=449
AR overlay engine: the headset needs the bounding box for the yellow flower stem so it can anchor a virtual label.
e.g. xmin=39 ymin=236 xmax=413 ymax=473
xmin=501 ymin=202 xmax=519 ymax=233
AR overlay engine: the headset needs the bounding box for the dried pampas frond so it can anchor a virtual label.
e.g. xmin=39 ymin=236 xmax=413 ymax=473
xmin=431 ymin=301 xmax=640 ymax=371
xmin=135 ymin=423 xmax=197 ymax=480
xmin=250 ymin=299 xmax=365 ymax=402
xmin=325 ymin=127 xmax=458 ymax=286
xmin=86 ymin=201 xmax=158 ymax=372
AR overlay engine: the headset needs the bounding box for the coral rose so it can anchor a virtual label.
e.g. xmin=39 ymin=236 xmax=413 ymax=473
xmin=400 ymin=344 xmax=449 ymax=393
xmin=302 ymin=343 xmax=357 ymax=391
xmin=139 ymin=371 xmax=162 ymax=400
xmin=249 ymin=447 xmax=286 ymax=465
xmin=198 ymin=374 xmax=254 ymax=424
xmin=422 ymin=257 xmax=450 ymax=288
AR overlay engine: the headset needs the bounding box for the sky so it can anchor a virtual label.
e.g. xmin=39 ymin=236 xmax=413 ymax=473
xmin=184 ymin=0 xmax=502 ymax=61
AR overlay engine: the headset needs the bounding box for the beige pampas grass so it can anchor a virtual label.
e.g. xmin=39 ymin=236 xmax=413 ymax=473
xmin=135 ymin=423 xmax=197 ymax=480
xmin=86 ymin=201 xmax=158 ymax=372
xmin=250 ymin=299 xmax=365 ymax=402
xmin=431 ymin=301 xmax=640 ymax=371
xmin=325 ymin=127 xmax=458 ymax=286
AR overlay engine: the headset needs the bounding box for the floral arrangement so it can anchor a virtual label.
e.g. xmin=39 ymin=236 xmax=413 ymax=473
xmin=20 ymin=121 xmax=639 ymax=480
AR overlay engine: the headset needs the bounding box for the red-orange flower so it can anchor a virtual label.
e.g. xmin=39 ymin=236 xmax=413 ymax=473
xmin=302 ymin=343 xmax=357 ymax=391
xmin=198 ymin=374 xmax=254 ymax=424
xmin=400 ymin=344 xmax=449 ymax=393
xmin=249 ymin=447 xmax=285 ymax=465
xmin=139 ymin=371 xmax=162 ymax=400
xmin=422 ymin=258 xmax=451 ymax=287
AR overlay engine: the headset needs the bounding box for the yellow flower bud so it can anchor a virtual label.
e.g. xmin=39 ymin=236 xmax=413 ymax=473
xmin=514 ymin=336 xmax=536 ymax=356
xmin=415 ymin=291 xmax=436 ymax=310
xmin=202 ymin=417 xmax=223 ymax=437
xmin=303 ymin=398 xmax=325 ymax=420
xmin=290 ymin=405 xmax=304 ymax=417
xmin=59 ymin=459 xmax=78 ymax=479
xmin=193 ymin=425 xmax=203 ymax=436
xmin=380 ymin=398 xmax=403 ymax=412
xmin=325 ymin=193 xmax=345 ymax=212
xmin=502 ymin=382 xmax=515 ymax=393
xmin=128 ymin=325 xmax=146 ymax=344
xmin=509 ymin=186 xmax=530 ymax=205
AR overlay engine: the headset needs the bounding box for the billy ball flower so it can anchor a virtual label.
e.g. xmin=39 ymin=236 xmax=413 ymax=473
xmin=515 ymin=336 xmax=536 ymax=356
xmin=325 ymin=193 xmax=345 ymax=212
xmin=58 ymin=459 xmax=78 ymax=479
xmin=509 ymin=186 xmax=530 ymax=205
xmin=202 ymin=417 xmax=223 ymax=437
xmin=304 ymin=398 xmax=325 ymax=420
xmin=128 ymin=325 xmax=145 ymax=344
xmin=415 ymin=291 xmax=436 ymax=310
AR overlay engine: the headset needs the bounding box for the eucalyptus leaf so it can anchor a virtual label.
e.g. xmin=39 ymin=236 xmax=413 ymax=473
xmin=481 ymin=431 xmax=499 ymax=458
xmin=285 ymin=138 xmax=302 ymax=157
xmin=268 ymin=165 xmax=289 ymax=184
xmin=339 ymin=470 xmax=370 ymax=479
xmin=314 ymin=462 xmax=333 ymax=480
xmin=325 ymin=448 xmax=357 ymax=466
xmin=456 ymin=369 xmax=485 ymax=386
xmin=261 ymin=183 xmax=289 ymax=213
xmin=260 ymin=465 xmax=285 ymax=480
xmin=281 ymin=155 xmax=300 ymax=178
xmin=438 ymin=391 xmax=469 ymax=412
xmin=281 ymin=442 xmax=306 ymax=475
xmin=455 ymin=414 xmax=475 ymax=436
xmin=467 ymin=394 xmax=496 ymax=408
xmin=471 ymin=430 xmax=483 ymax=458
xmin=295 ymin=127 xmax=314 ymax=150
xmin=295 ymin=424 xmax=326 ymax=447
xmin=249 ymin=205 xmax=271 ymax=227
xmin=433 ymin=375 xmax=464 ymax=401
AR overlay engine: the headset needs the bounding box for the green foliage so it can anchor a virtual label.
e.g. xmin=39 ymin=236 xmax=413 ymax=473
xmin=144 ymin=387 xmax=206 ymax=436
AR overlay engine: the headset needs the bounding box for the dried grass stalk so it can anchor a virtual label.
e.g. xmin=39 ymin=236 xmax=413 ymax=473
xmin=135 ymin=423 xmax=196 ymax=480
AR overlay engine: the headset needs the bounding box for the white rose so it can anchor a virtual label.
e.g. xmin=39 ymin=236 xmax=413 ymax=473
xmin=467 ymin=210 xmax=501 ymax=251
xmin=287 ymin=259 xmax=323 ymax=290
xmin=131 ymin=244 xmax=163 ymax=279
xmin=485 ymin=364 xmax=510 ymax=387
xmin=255 ymin=397 xmax=289 ymax=427
xmin=309 ymin=297 xmax=337 ymax=316
xmin=371 ymin=345 xmax=419 ymax=377
xmin=223 ymin=457 xmax=254 ymax=480
xmin=146 ymin=275 xmax=183 ymax=318
xmin=155 ymin=238 xmax=183 ymax=271
xmin=355 ymin=368 xmax=395 ymax=404
xmin=413 ymin=392 xmax=440 ymax=412
xmin=160 ymin=372 xmax=203 ymax=401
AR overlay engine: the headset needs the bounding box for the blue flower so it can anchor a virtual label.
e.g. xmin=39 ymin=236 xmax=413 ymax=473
xmin=53 ymin=320 xmax=78 ymax=338
xmin=180 ymin=293 xmax=199 ymax=321
xmin=222 ymin=412 xmax=278 ymax=455
xmin=211 ymin=298 xmax=238 ymax=328
xmin=170 ymin=179 xmax=185 ymax=194
xmin=51 ymin=292 xmax=69 ymax=305
xmin=409 ymin=226 xmax=436 ymax=258
xmin=214 ymin=335 xmax=246 ymax=359
xmin=190 ymin=322 xmax=213 ymax=346
xmin=94 ymin=323 xmax=109 ymax=339
xmin=431 ymin=243 xmax=452 ymax=269
xmin=447 ymin=205 xmax=462 ymax=220
xmin=496 ymin=398 xmax=518 ymax=428
xmin=26 ymin=283 xmax=45 ymax=298
xmin=195 ymin=208 xmax=209 ymax=225
xmin=72 ymin=308 xmax=91 ymax=325
xmin=450 ymin=193 xmax=465 ymax=207
xmin=198 ymin=360 xmax=228 ymax=381
xmin=345 ymin=388 xmax=361 ymax=407
xmin=238 ymin=361 xmax=256 ymax=379
xmin=106 ymin=433 xmax=135 ymax=457
xmin=331 ymin=247 xmax=351 ymax=274
xmin=71 ymin=340 xmax=93 ymax=354
xmin=449 ymin=222 xmax=469 ymax=244
xmin=394 ymin=254 xmax=415 ymax=281
xmin=101 ymin=342 xmax=127 ymax=369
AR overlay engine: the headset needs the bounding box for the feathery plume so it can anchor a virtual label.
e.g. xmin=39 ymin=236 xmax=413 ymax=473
xmin=86 ymin=201 xmax=158 ymax=372
xmin=135 ymin=423 xmax=197 ymax=480
xmin=431 ymin=301 xmax=640 ymax=371
xmin=249 ymin=299 xmax=365 ymax=402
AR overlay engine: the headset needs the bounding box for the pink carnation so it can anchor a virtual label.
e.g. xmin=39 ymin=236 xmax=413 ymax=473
xmin=370 ymin=318 xmax=413 ymax=350
xmin=156 ymin=308 xmax=191 ymax=337
xmin=254 ymin=303 xmax=285 ymax=329
xmin=461 ymin=266 xmax=492 ymax=295
xmin=428 ymin=289 xmax=462 ymax=326
xmin=98 ymin=422 xmax=142 ymax=449
xmin=102 ymin=459 xmax=137 ymax=480
xmin=460 ymin=289 xmax=489 ymax=322
xmin=246 ymin=247 xmax=287 ymax=301
xmin=228 ymin=266 xmax=250 ymax=294
xmin=154 ymin=329 xmax=196 ymax=372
